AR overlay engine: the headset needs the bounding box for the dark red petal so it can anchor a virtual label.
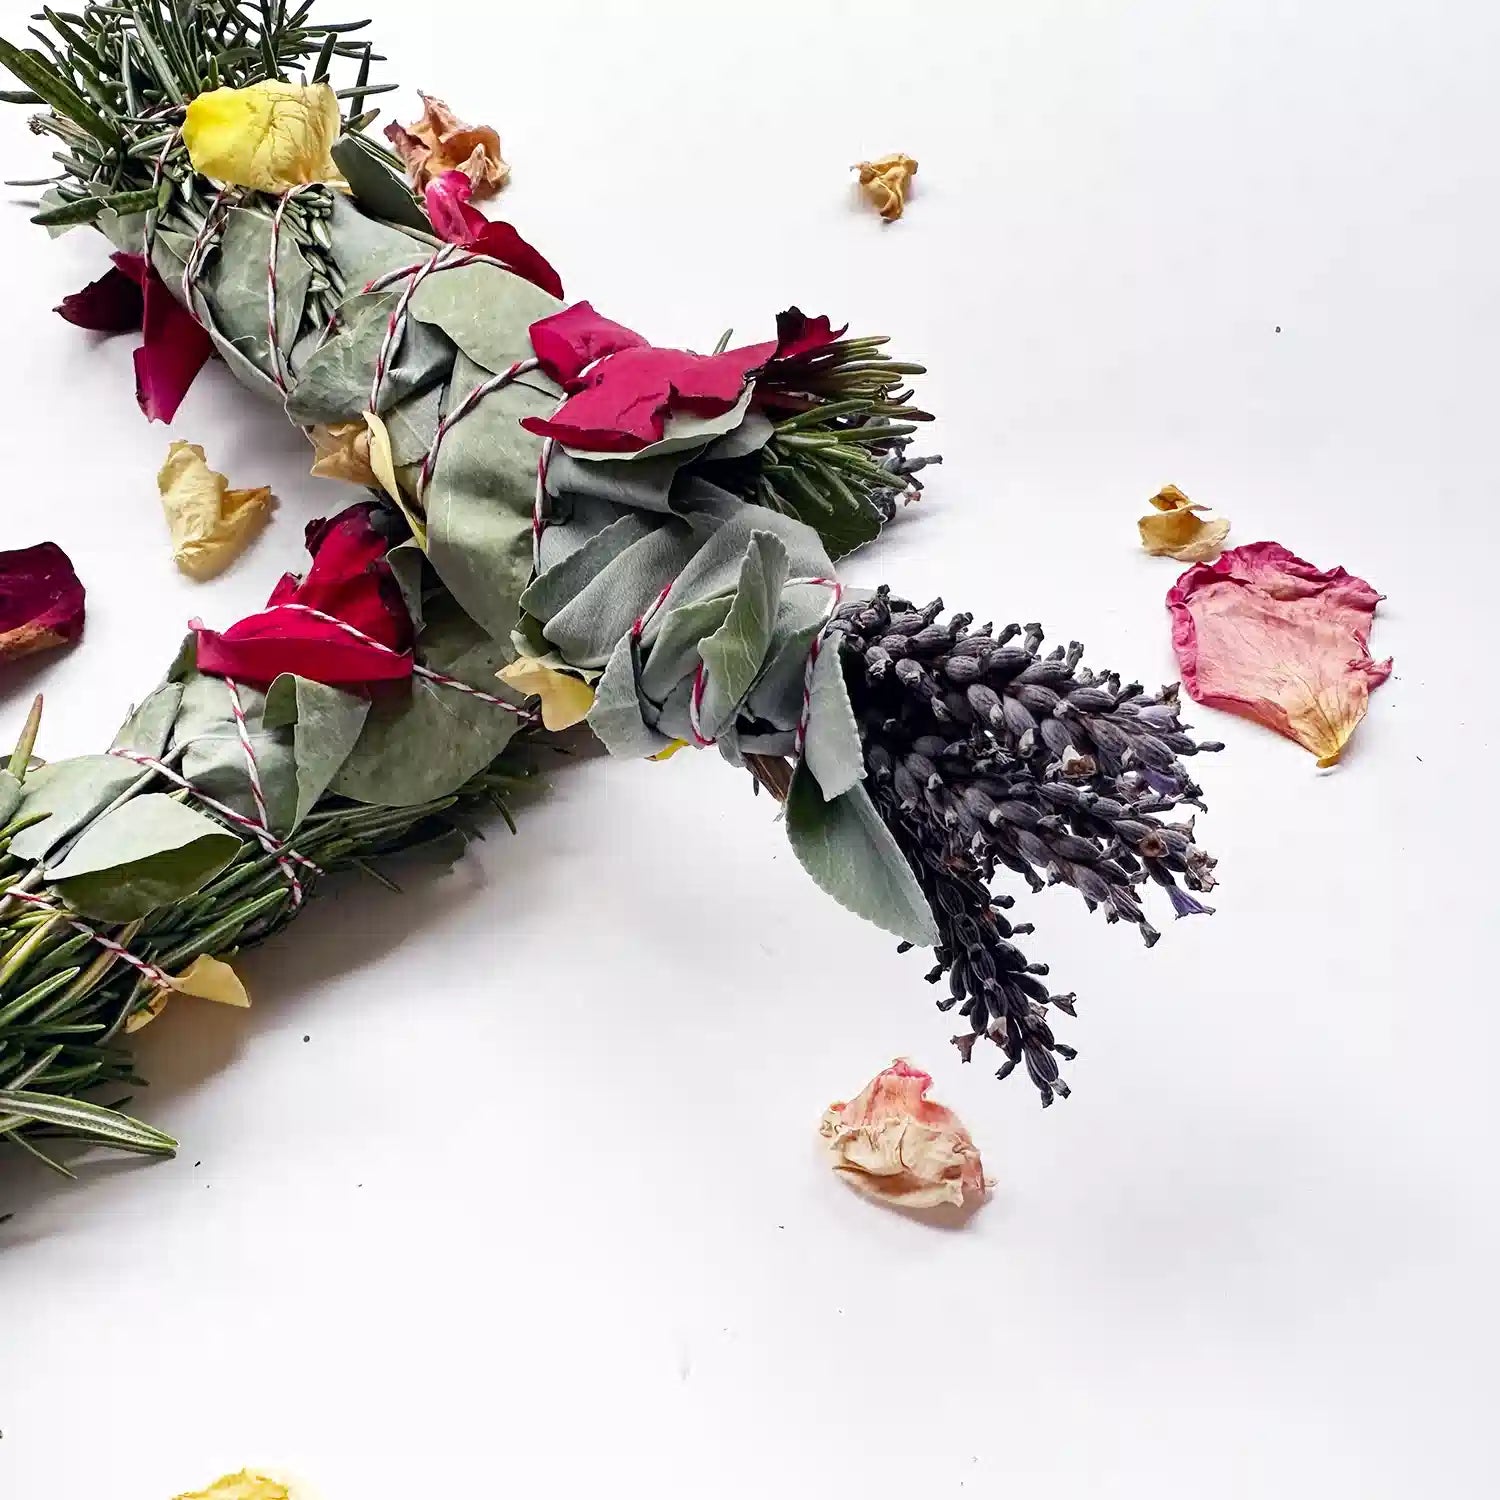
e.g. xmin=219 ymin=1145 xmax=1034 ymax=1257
xmin=527 ymin=301 xmax=649 ymax=387
xmin=465 ymin=220 xmax=564 ymax=300
xmin=109 ymin=251 xmax=214 ymax=423
xmin=771 ymin=307 xmax=847 ymax=363
xmin=194 ymin=619 xmax=413 ymax=688
xmin=0 ymin=542 xmax=85 ymax=664
xmin=55 ymin=266 xmax=144 ymax=333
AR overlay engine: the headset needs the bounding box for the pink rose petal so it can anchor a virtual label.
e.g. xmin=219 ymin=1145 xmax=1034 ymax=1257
xmin=1167 ymin=541 xmax=1392 ymax=767
xmin=55 ymin=265 xmax=145 ymax=332
xmin=526 ymin=300 xmax=650 ymax=388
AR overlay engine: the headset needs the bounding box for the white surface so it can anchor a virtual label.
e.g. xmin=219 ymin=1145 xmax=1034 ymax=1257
xmin=1 ymin=2 xmax=1496 ymax=1496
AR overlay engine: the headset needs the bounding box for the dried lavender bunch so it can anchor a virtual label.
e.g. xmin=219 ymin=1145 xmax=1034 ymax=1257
xmin=829 ymin=587 xmax=1223 ymax=1102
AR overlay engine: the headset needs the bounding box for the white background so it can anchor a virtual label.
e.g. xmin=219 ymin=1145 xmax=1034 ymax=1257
xmin=2 ymin=2 xmax=1497 ymax=1496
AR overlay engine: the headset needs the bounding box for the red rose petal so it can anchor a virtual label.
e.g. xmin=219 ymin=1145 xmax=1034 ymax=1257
xmin=111 ymin=252 xmax=214 ymax=424
xmin=55 ymin=266 xmax=145 ymax=332
xmin=0 ymin=542 xmax=85 ymax=664
xmin=422 ymin=172 xmax=564 ymax=299
xmin=522 ymin=342 xmax=772 ymax=452
xmin=770 ymin=307 xmax=846 ymax=363
xmin=194 ymin=503 xmax=414 ymax=688
xmin=527 ymin=300 xmax=650 ymax=388
xmin=424 ymin=169 xmax=489 ymax=244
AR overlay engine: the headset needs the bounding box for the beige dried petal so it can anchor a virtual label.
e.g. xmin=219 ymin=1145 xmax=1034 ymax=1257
xmin=853 ymin=153 xmax=918 ymax=221
xmin=173 ymin=1473 xmax=291 ymax=1500
xmin=308 ymin=421 xmax=377 ymax=488
xmin=385 ymin=92 xmax=509 ymax=198
xmin=128 ymin=954 xmax=250 ymax=1034
xmin=820 ymin=1058 xmax=990 ymax=1209
xmin=1138 ymin=483 xmax=1230 ymax=563
xmin=158 ymin=441 xmax=274 ymax=580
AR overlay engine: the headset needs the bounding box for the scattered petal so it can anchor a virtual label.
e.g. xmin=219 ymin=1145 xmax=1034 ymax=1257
xmin=496 ymin=654 xmax=595 ymax=730
xmin=1167 ymin=541 xmax=1392 ymax=767
xmin=423 ymin=171 xmax=563 ymax=298
xmin=195 ymin=502 xmax=414 ymax=687
xmin=648 ymin=738 xmax=688 ymax=762
xmin=820 ymin=1058 xmax=991 ymax=1210
xmin=55 ymin=264 xmax=143 ymax=331
xmin=308 ymin=420 xmax=377 ymax=488
xmin=1138 ymin=483 xmax=1230 ymax=563
xmin=110 ymin=252 xmax=215 ymax=423
xmin=183 ymin=81 xmax=346 ymax=191
xmin=128 ymin=954 xmax=251 ymax=1034
xmin=173 ymin=1472 xmax=292 ymax=1500
xmin=158 ymin=441 xmax=275 ymax=580
xmin=853 ymin=153 xmax=918 ymax=221
xmin=0 ymin=541 xmax=85 ymax=664
xmin=386 ymin=93 xmax=508 ymax=198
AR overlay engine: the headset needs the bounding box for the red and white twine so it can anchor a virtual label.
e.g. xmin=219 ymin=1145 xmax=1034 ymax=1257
xmin=1 ymin=888 xmax=177 ymax=992
xmin=417 ymin=359 xmax=539 ymax=499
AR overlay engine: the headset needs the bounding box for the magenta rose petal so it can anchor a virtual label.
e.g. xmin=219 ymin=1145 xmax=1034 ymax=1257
xmin=0 ymin=541 xmax=86 ymax=665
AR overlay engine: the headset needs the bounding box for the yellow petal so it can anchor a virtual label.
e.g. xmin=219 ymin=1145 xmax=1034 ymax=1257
xmin=648 ymin=738 xmax=689 ymax=762
xmin=361 ymin=411 xmax=428 ymax=549
xmin=128 ymin=955 xmax=250 ymax=1035
xmin=1138 ymin=484 xmax=1229 ymax=562
xmin=853 ymin=153 xmax=918 ymax=221
xmin=496 ymin=654 xmax=596 ymax=730
xmin=158 ymin=440 xmax=274 ymax=580
xmin=184 ymin=81 xmax=346 ymax=191
xmin=173 ymin=1471 xmax=292 ymax=1500
xmin=308 ymin=420 xmax=377 ymax=488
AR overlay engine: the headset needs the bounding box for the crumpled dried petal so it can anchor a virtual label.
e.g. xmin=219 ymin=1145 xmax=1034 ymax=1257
xmin=385 ymin=92 xmax=508 ymax=198
xmin=1167 ymin=541 xmax=1392 ymax=767
xmin=55 ymin=263 xmax=143 ymax=331
xmin=0 ymin=541 xmax=85 ymax=664
xmin=495 ymin=654 xmax=595 ymax=730
xmin=158 ymin=441 xmax=275 ymax=580
xmin=308 ymin=420 xmax=377 ymax=488
xmin=128 ymin=953 xmax=251 ymax=1034
xmin=423 ymin=172 xmax=563 ymax=298
xmin=1138 ymin=484 xmax=1230 ymax=563
xmin=820 ymin=1058 xmax=990 ymax=1210
xmin=195 ymin=501 xmax=414 ymax=687
xmin=768 ymin=306 xmax=847 ymax=365
xmin=853 ymin=153 xmax=918 ymax=221
xmin=173 ymin=1472 xmax=292 ymax=1500
xmin=183 ymin=81 xmax=345 ymax=191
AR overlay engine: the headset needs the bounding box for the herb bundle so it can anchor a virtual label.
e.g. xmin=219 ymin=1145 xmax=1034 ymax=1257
xmin=1 ymin=0 xmax=1222 ymax=1175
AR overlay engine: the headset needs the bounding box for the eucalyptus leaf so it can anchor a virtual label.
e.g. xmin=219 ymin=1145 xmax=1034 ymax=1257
xmin=409 ymin=259 xmax=561 ymax=374
xmin=111 ymin=681 xmax=186 ymax=760
xmin=424 ymin=353 xmax=559 ymax=643
xmin=695 ymin=531 xmax=788 ymax=738
xmin=286 ymin=289 xmax=454 ymax=426
xmin=205 ymin=205 xmax=312 ymax=366
xmin=331 ymin=598 xmax=526 ymax=805
xmin=8 ymin=757 xmax=143 ymax=864
xmin=784 ymin=768 xmax=938 ymax=946
xmin=326 ymin=190 xmax=436 ymax=288
xmin=386 ymin=537 xmax=428 ymax=633
xmin=382 ymin=382 xmax=444 ymax=466
xmin=543 ymin=448 xmax=690 ymax=514
xmin=702 ymin=410 xmax=774 ymax=461
xmin=262 ymin=675 xmax=369 ymax=829
xmin=48 ymin=795 xmax=239 ymax=923
xmin=331 ymin=133 xmax=430 ymax=232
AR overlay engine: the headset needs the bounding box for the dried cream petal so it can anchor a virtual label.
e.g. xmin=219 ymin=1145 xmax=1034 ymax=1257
xmin=361 ymin=411 xmax=428 ymax=548
xmin=128 ymin=955 xmax=251 ymax=1035
xmin=158 ymin=440 xmax=274 ymax=580
xmin=308 ymin=421 xmax=377 ymax=488
xmin=1138 ymin=484 xmax=1229 ymax=563
xmin=853 ymin=153 xmax=918 ymax=221
xmin=496 ymin=654 xmax=596 ymax=730
xmin=183 ymin=81 xmax=346 ymax=192
xmin=820 ymin=1058 xmax=990 ymax=1209
xmin=386 ymin=93 xmax=509 ymax=197
xmin=173 ymin=1472 xmax=292 ymax=1500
